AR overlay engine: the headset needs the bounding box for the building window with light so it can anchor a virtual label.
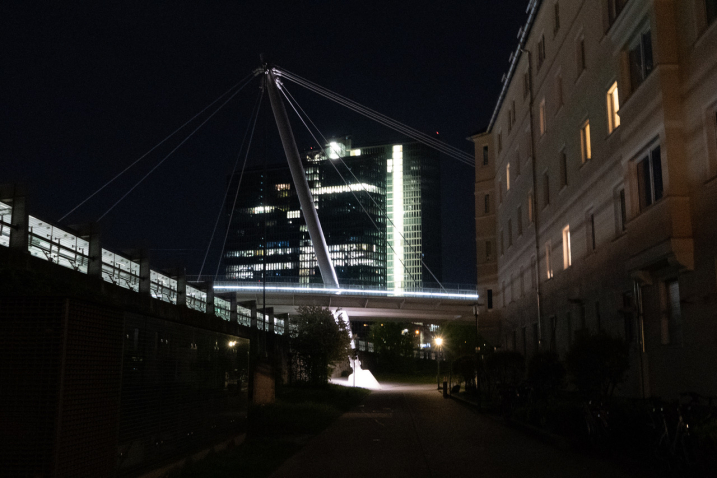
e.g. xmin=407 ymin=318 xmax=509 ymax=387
xmin=636 ymin=145 xmax=663 ymax=211
xmin=506 ymin=164 xmax=511 ymax=191
xmin=539 ymin=98 xmax=547 ymax=136
xmin=545 ymin=241 xmax=553 ymax=279
xmin=580 ymin=120 xmax=591 ymax=163
xmin=629 ymin=28 xmax=654 ymax=92
xmin=607 ymin=82 xmax=620 ymax=133
xmin=562 ymin=225 xmax=572 ymax=269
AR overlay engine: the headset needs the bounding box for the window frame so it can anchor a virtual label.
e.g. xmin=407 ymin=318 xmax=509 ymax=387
xmin=580 ymin=120 xmax=592 ymax=163
xmin=629 ymin=27 xmax=654 ymax=93
xmin=607 ymin=82 xmax=621 ymax=134
xmin=636 ymin=144 xmax=663 ymax=212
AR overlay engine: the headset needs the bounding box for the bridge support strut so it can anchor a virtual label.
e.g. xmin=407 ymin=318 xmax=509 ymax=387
xmin=264 ymin=66 xmax=339 ymax=289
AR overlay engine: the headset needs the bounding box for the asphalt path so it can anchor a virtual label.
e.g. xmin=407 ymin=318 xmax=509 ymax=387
xmin=270 ymin=382 xmax=640 ymax=478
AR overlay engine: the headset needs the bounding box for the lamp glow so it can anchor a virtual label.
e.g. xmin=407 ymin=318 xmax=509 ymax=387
xmin=435 ymin=337 xmax=443 ymax=346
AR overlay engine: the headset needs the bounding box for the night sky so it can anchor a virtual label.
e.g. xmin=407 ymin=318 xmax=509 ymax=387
xmin=1 ymin=0 xmax=528 ymax=285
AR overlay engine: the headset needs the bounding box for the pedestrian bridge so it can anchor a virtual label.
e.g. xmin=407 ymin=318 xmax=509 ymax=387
xmin=212 ymin=281 xmax=482 ymax=322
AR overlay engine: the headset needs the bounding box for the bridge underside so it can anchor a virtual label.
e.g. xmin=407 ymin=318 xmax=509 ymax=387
xmin=231 ymin=290 xmax=492 ymax=324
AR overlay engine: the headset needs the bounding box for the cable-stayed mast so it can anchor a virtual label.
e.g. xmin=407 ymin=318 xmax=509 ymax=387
xmin=263 ymin=65 xmax=339 ymax=289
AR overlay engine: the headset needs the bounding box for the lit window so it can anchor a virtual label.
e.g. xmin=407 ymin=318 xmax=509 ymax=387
xmin=636 ymin=145 xmax=663 ymax=211
xmin=580 ymin=120 xmax=591 ymax=163
xmin=539 ymin=99 xmax=547 ymax=135
xmin=607 ymin=82 xmax=620 ymax=133
xmin=545 ymin=241 xmax=553 ymax=279
xmin=562 ymin=225 xmax=572 ymax=269
xmin=629 ymin=29 xmax=654 ymax=92
xmin=506 ymin=164 xmax=511 ymax=190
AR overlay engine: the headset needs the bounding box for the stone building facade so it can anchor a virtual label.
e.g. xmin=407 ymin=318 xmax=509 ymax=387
xmin=471 ymin=0 xmax=717 ymax=399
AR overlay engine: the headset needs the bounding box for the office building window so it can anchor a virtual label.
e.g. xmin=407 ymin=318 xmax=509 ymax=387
xmin=506 ymin=164 xmax=511 ymax=191
xmin=562 ymin=225 xmax=572 ymax=269
xmin=629 ymin=29 xmax=654 ymax=92
xmin=498 ymin=131 xmax=503 ymax=153
xmin=608 ymin=0 xmax=628 ymax=26
xmin=528 ymin=190 xmax=534 ymax=222
xmin=537 ymin=34 xmax=546 ymax=70
xmin=546 ymin=241 xmax=554 ymax=279
xmin=508 ymin=111 xmax=512 ymax=133
xmin=707 ymin=0 xmax=717 ymax=25
xmin=508 ymin=219 xmax=513 ymax=247
xmin=539 ymin=98 xmax=547 ymax=135
xmin=517 ymin=205 xmax=523 ymax=236
xmin=560 ymin=149 xmax=568 ymax=187
xmin=483 ymin=145 xmax=489 ymax=165
xmin=515 ymin=151 xmax=521 ymax=176
xmin=500 ymin=229 xmax=504 ymax=256
xmin=523 ymin=71 xmax=530 ymax=98
xmin=520 ymin=265 xmax=525 ymax=297
xmin=543 ymin=173 xmax=550 ymax=208
xmin=484 ymin=194 xmax=490 ymax=214
xmin=576 ymin=36 xmax=586 ymax=73
xmin=580 ymin=120 xmax=592 ymax=163
xmin=661 ymin=279 xmax=683 ymax=345
xmin=554 ymin=2 xmax=561 ymax=34
xmin=512 ymin=100 xmax=517 ymax=126
xmin=607 ymin=82 xmax=621 ymax=133
xmin=637 ymin=145 xmax=663 ymax=211
xmin=502 ymin=281 xmax=506 ymax=307
xmin=510 ymin=274 xmax=515 ymax=303
xmin=486 ymin=241 xmax=492 ymax=260
xmin=498 ymin=180 xmax=503 ymax=204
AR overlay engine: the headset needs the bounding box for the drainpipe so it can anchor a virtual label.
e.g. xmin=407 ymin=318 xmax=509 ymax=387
xmin=521 ymin=48 xmax=543 ymax=351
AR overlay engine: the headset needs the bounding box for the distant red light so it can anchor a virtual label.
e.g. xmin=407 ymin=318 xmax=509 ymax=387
xmin=436 ymin=131 xmax=439 ymax=134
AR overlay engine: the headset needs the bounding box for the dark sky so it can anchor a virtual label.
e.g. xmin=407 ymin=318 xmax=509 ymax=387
xmin=1 ymin=0 xmax=527 ymax=285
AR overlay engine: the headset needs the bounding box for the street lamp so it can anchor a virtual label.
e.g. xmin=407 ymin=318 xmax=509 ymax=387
xmin=435 ymin=337 xmax=443 ymax=390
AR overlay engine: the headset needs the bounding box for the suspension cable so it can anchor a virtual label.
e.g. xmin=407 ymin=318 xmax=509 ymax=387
xmin=281 ymin=82 xmax=446 ymax=291
xmin=197 ymin=88 xmax=264 ymax=278
xmin=278 ymin=84 xmax=418 ymax=286
xmin=275 ymin=67 xmax=474 ymax=167
xmin=279 ymin=81 xmax=447 ymax=291
xmin=277 ymin=68 xmax=471 ymax=161
xmin=213 ymin=86 xmax=265 ymax=280
xmin=96 ymin=76 xmax=257 ymax=222
xmin=59 ymin=72 xmax=258 ymax=223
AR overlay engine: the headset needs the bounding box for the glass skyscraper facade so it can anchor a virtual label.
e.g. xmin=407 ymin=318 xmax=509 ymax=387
xmin=224 ymin=137 xmax=441 ymax=289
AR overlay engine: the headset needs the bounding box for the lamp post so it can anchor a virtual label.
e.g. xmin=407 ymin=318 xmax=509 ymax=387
xmin=435 ymin=337 xmax=443 ymax=390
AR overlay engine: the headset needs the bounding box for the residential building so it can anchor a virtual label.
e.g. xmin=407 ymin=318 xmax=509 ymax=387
xmin=471 ymin=0 xmax=717 ymax=399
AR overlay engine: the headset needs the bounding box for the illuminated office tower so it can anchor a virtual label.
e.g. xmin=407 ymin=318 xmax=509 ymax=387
xmin=224 ymin=137 xmax=441 ymax=289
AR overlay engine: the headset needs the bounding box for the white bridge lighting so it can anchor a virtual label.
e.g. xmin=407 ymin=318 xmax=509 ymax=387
xmin=213 ymin=284 xmax=479 ymax=300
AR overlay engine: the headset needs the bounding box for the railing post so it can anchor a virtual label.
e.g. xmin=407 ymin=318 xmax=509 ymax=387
xmin=85 ymin=223 xmax=102 ymax=278
xmin=205 ymin=281 xmax=215 ymax=316
xmin=2 ymin=184 xmax=29 ymax=252
xmin=229 ymin=294 xmax=238 ymax=323
xmin=175 ymin=269 xmax=187 ymax=307
xmin=136 ymin=249 xmax=151 ymax=297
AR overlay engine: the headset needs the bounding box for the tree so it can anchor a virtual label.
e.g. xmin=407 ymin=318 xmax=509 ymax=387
xmin=368 ymin=322 xmax=414 ymax=360
xmin=291 ymin=306 xmax=351 ymax=386
xmin=564 ymin=331 xmax=629 ymax=400
xmin=440 ymin=322 xmax=482 ymax=361
xmin=527 ymin=351 xmax=565 ymax=397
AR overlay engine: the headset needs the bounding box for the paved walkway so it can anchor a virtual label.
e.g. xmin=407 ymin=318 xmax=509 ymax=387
xmin=270 ymin=383 xmax=640 ymax=478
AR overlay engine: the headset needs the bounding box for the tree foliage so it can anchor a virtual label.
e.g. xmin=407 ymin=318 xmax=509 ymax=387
xmin=291 ymin=306 xmax=351 ymax=386
xmin=527 ymin=351 xmax=565 ymax=396
xmin=564 ymin=331 xmax=629 ymax=400
xmin=368 ymin=322 xmax=414 ymax=359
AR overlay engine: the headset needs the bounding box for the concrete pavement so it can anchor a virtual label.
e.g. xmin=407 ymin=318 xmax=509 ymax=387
xmin=270 ymin=383 xmax=641 ymax=478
